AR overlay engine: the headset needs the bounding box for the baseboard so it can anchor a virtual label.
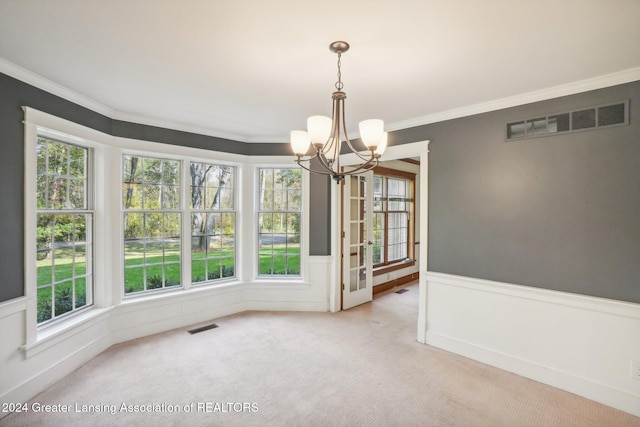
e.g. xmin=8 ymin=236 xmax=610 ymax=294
xmin=426 ymin=330 xmax=640 ymax=417
xmin=424 ymin=271 xmax=640 ymax=417
xmin=1 ymin=332 xmax=111 ymax=416
xmin=373 ymin=272 xmax=419 ymax=295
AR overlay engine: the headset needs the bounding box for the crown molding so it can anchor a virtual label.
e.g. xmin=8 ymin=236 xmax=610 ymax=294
xmin=0 ymin=57 xmax=116 ymax=118
xmin=109 ymin=110 xmax=251 ymax=143
xmin=3 ymin=56 xmax=639 ymax=143
xmin=386 ymin=67 xmax=640 ymax=132
xmin=0 ymin=57 xmax=254 ymax=143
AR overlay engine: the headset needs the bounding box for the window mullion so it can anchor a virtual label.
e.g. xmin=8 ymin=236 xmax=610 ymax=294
xmin=181 ymin=159 xmax=192 ymax=290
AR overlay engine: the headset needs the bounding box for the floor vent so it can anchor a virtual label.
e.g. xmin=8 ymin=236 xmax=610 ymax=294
xmin=188 ymin=323 xmax=219 ymax=334
xmin=395 ymin=289 xmax=409 ymax=294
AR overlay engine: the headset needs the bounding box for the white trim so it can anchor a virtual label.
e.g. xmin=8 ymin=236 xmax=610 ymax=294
xmin=21 ymin=307 xmax=113 ymax=358
xmin=5 ymin=58 xmax=640 ymax=143
xmin=2 ymin=58 xmax=115 ymax=118
xmin=417 ymin=143 xmax=430 ymax=343
xmin=387 ymin=67 xmax=640 ymax=132
xmin=427 ymin=272 xmax=640 ymax=319
xmin=0 ymin=296 xmax=28 ymax=319
xmin=424 ymin=271 xmax=640 ymax=417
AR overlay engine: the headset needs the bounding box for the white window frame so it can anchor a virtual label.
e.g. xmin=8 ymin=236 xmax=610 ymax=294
xmin=22 ymin=108 xmax=311 ymax=355
xmin=249 ymin=163 xmax=309 ymax=282
xmin=23 ymin=108 xmax=116 ymax=350
xmin=372 ymin=172 xmax=414 ymax=267
xmin=122 ymin=154 xmax=183 ymax=295
xmin=35 ymin=136 xmax=94 ymax=325
xmin=256 ymin=166 xmax=303 ymax=278
xmin=189 ymin=161 xmax=238 ymax=286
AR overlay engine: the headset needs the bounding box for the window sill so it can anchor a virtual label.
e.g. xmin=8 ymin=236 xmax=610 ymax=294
xmin=21 ymin=306 xmax=113 ymax=359
xmin=373 ymin=259 xmax=416 ymax=276
xmin=120 ymin=280 xmax=242 ymax=305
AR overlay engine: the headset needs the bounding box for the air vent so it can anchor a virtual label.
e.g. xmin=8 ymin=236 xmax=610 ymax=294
xmin=188 ymin=323 xmax=219 ymax=334
xmin=395 ymin=288 xmax=409 ymax=294
xmin=506 ymin=101 xmax=628 ymax=140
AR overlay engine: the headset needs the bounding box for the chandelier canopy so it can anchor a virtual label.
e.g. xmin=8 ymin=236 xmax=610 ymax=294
xmin=290 ymin=41 xmax=386 ymax=183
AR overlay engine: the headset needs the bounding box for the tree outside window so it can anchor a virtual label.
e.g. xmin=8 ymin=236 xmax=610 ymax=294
xmin=36 ymin=138 xmax=93 ymax=323
xmin=258 ymin=168 xmax=301 ymax=276
xmin=190 ymin=162 xmax=236 ymax=283
xmin=123 ymin=155 xmax=181 ymax=294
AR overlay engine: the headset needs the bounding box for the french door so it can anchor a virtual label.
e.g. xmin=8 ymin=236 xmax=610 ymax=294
xmin=341 ymin=171 xmax=373 ymax=310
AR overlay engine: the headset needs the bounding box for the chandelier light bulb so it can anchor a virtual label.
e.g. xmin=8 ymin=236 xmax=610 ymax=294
xmin=290 ymin=130 xmax=311 ymax=156
xmin=307 ymin=116 xmax=332 ymax=148
xmin=359 ymin=119 xmax=384 ymax=149
xmin=375 ymin=132 xmax=388 ymax=157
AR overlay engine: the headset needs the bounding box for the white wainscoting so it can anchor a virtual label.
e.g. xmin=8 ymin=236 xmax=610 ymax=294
xmin=424 ymin=271 xmax=640 ymax=417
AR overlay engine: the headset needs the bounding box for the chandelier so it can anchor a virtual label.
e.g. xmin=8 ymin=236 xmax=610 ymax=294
xmin=290 ymin=41 xmax=387 ymax=183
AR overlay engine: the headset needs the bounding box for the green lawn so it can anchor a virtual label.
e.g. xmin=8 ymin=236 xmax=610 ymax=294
xmin=37 ymin=243 xmax=301 ymax=322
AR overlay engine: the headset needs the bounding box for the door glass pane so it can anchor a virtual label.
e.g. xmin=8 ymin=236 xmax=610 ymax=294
xmin=359 ymin=267 xmax=367 ymax=290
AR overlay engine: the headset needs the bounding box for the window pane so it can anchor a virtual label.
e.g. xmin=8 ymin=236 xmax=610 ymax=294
xmin=69 ymin=179 xmax=85 ymax=209
xmin=125 ymin=267 xmax=144 ymax=294
xmin=143 ymin=158 xmax=162 ymax=182
xmin=165 ymin=264 xmax=181 ymax=287
xmin=143 ymin=184 xmax=161 ymax=209
xmin=37 ymin=286 xmax=52 ymax=323
xmin=75 ymin=277 xmax=87 ymax=309
xmin=162 ymin=160 xmax=180 ymax=185
xmin=69 ymin=146 xmax=86 ymax=178
xmin=192 ymin=260 xmax=206 ymax=283
xmin=54 ymin=281 xmax=73 ymax=317
xmin=189 ymin=162 xmax=236 ymax=285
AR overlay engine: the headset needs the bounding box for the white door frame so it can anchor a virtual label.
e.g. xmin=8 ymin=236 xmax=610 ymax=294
xmin=328 ymin=140 xmax=430 ymax=341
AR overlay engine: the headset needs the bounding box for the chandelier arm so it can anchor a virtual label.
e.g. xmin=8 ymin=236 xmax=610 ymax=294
xmin=346 ymin=142 xmax=375 ymax=162
xmin=342 ymin=157 xmax=379 ymax=175
xmin=295 ymin=151 xmax=321 ymax=163
xmin=316 ymin=149 xmax=338 ymax=173
xmin=337 ymin=98 xmax=372 ymax=163
xmin=295 ymin=158 xmax=335 ymax=177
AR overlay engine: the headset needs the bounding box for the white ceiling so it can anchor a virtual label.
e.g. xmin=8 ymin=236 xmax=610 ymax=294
xmin=1 ymin=0 xmax=639 ymax=143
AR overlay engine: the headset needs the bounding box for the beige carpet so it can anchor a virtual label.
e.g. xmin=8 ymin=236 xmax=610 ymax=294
xmin=2 ymin=283 xmax=639 ymax=427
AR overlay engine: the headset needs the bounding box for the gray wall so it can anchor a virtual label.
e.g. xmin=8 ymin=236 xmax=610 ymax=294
xmin=1 ymin=71 xmax=638 ymax=304
xmin=397 ymin=81 xmax=639 ymax=303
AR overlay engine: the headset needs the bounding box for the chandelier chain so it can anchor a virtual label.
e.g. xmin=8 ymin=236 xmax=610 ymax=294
xmin=335 ymin=52 xmax=343 ymax=91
